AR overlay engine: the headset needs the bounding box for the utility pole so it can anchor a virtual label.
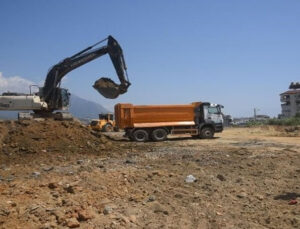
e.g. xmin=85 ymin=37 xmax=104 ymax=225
xmin=254 ymin=108 xmax=260 ymax=121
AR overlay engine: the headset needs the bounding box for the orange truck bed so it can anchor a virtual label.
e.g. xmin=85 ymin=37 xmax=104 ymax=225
xmin=114 ymin=103 xmax=201 ymax=129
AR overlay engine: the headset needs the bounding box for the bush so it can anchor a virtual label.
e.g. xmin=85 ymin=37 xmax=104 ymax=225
xmin=268 ymin=117 xmax=300 ymax=126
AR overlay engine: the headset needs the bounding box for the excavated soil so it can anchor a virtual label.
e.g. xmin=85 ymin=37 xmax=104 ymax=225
xmin=0 ymin=121 xmax=299 ymax=229
xmin=93 ymin=78 xmax=120 ymax=99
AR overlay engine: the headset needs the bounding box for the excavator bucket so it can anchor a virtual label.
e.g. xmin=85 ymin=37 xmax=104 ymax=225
xmin=93 ymin=77 xmax=122 ymax=99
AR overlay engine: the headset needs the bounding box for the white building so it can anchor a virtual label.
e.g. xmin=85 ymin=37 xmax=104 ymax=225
xmin=280 ymin=82 xmax=300 ymax=118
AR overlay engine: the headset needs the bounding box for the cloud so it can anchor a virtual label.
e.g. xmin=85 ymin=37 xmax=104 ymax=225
xmin=0 ymin=72 xmax=37 ymax=94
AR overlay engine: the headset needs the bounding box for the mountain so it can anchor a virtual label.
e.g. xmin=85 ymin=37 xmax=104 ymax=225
xmin=69 ymin=95 xmax=109 ymax=119
xmin=0 ymin=94 xmax=109 ymax=120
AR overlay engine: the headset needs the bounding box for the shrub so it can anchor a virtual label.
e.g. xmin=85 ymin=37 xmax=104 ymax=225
xmin=267 ymin=117 xmax=300 ymax=126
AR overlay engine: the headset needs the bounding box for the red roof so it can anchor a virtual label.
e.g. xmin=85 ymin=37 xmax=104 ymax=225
xmin=280 ymin=90 xmax=300 ymax=95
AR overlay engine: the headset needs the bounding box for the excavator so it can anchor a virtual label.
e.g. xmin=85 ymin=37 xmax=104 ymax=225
xmin=0 ymin=35 xmax=130 ymax=119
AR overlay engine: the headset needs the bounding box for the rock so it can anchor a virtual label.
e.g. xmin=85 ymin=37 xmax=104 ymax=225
xmin=103 ymin=206 xmax=113 ymax=215
xmin=185 ymin=175 xmax=197 ymax=183
xmin=237 ymin=192 xmax=247 ymax=198
xmin=129 ymin=215 xmax=137 ymax=223
xmin=120 ymin=215 xmax=130 ymax=224
xmin=256 ymin=194 xmax=264 ymax=200
xmin=125 ymin=159 xmax=135 ymax=164
xmin=32 ymin=171 xmax=41 ymax=177
xmin=43 ymin=166 xmax=54 ymax=172
xmin=147 ymin=195 xmax=156 ymax=202
xmin=0 ymin=207 xmax=10 ymax=216
xmin=48 ymin=183 xmax=57 ymax=189
xmin=77 ymin=209 xmax=94 ymax=221
xmin=152 ymin=203 xmax=169 ymax=215
xmin=174 ymin=193 xmax=183 ymax=198
xmin=66 ymin=217 xmax=80 ymax=228
xmin=64 ymin=184 xmax=75 ymax=194
xmin=217 ymin=174 xmax=226 ymax=181
xmin=288 ymin=199 xmax=298 ymax=205
xmin=77 ymin=160 xmax=84 ymax=165
xmin=6 ymin=200 xmax=16 ymax=207
xmin=6 ymin=176 xmax=14 ymax=182
xmin=52 ymin=210 xmax=66 ymax=224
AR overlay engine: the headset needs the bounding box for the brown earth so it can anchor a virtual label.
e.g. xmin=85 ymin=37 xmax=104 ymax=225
xmin=0 ymin=120 xmax=299 ymax=229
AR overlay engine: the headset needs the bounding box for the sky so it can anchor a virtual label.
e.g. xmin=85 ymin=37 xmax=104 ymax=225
xmin=0 ymin=0 xmax=299 ymax=117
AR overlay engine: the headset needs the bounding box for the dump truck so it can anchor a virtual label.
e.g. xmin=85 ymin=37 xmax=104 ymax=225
xmin=88 ymin=113 xmax=116 ymax=132
xmin=114 ymin=102 xmax=224 ymax=142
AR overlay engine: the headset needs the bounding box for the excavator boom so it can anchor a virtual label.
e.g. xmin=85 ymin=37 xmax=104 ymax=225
xmin=42 ymin=35 xmax=130 ymax=110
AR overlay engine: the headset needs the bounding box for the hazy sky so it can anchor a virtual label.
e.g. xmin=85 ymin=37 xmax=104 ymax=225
xmin=0 ymin=0 xmax=299 ymax=117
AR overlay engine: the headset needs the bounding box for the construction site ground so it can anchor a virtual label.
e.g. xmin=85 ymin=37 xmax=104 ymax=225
xmin=0 ymin=120 xmax=299 ymax=229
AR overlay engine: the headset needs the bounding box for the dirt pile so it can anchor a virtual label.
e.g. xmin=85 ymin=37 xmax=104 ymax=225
xmin=0 ymin=119 xmax=119 ymax=163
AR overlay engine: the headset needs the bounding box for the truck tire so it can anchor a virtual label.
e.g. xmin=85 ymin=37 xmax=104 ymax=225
xmin=132 ymin=129 xmax=149 ymax=142
xmin=103 ymin=124 xmax=113 ymax=132
xmin=200 ymin=127 xmax=214 ymax=139
xmin=151 ymin=128 xmax=167 ymax=141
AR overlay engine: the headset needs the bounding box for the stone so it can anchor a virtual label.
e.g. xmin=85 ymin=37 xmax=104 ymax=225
xmin=129 ymin=215 xmax=137 ymax=223
xmin=32 ymin=171 xmax=41 ymax=177
xmin=64 ymin=184 xmax=75 ymax=194
xmin=125 ymin=159 xmax=135 ymax=164
xmin=217 ymin=174 xmax=226 ymax=181
xmin=77 ymin=209 xmax=94 ymax=221
xmin=237 ymin=192 xmax=247 ymax=198
xmin=66 ymin=217 xmax=80 ymax=228
xmin=48 ymin=183 xmax=57 ymax=189
xmin=147 ymin=195 xmax=156 ymax=202
xmin=185 ymin=175 xmax=197 ymax=183
xmin=77 ymin=160 xmax=84 ymax=165
xmin=43 ymin=166 xmax=54 ymax=172
xmin=103 ymin=206 xmax=113 ymax=215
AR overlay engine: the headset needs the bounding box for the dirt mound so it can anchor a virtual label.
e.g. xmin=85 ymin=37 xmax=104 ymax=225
xmin=0 ymin=119 xmax=118 ymax=164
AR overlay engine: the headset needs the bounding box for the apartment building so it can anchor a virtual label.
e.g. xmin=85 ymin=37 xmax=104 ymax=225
xmin=280 ymin=82 xmax=300 ymax=117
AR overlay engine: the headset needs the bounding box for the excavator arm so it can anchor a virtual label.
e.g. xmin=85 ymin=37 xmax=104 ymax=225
xmin=41 ymin=35 xmax=130 ymax=110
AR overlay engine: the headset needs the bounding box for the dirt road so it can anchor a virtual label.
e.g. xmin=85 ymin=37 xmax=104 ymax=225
xmin=0 ymin=121 xmax=299 ymax=228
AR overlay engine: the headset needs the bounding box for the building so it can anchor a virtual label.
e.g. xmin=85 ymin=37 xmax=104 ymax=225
xmin=280 ymin=82 xmax=300 ymax=118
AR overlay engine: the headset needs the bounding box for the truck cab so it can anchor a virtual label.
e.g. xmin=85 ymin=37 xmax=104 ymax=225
xmin=196 ymin=103 xmax=224 ymax=138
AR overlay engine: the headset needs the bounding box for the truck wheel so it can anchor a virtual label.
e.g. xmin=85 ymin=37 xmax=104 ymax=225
xmin=151 ymin=128 xmax=167 ymax=141
xmin=103 ymin=124 xmax=113 ymax=132
xmin=200 ymin=127 xmax=214 ymax=139
xmin=132 ymin=129 xmax=149 ymax=142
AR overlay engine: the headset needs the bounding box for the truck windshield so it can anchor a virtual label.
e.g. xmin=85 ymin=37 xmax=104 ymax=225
xmin=208 ymin=107 xmax=220 ymax=114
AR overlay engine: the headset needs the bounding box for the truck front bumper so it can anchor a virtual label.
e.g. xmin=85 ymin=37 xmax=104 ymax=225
xmin=215 ymin=123 xmax=223 ymax=132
